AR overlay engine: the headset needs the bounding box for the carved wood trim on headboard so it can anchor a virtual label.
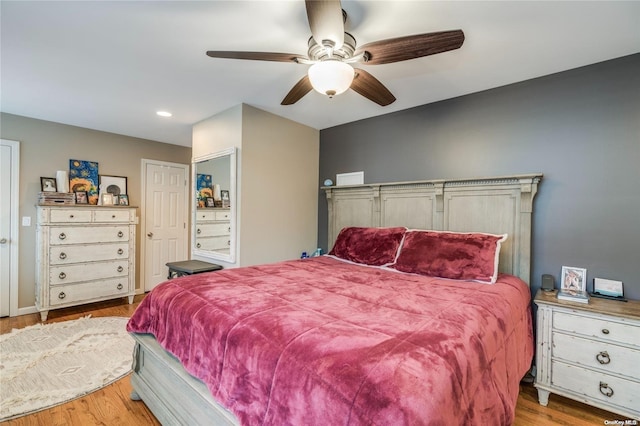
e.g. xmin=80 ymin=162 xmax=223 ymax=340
xmin=324 ymin=174 xmax=542 ymax=286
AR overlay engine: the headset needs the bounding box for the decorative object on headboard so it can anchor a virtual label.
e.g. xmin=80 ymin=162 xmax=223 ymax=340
xmin=323 ymin=174 xmax=542 ymax=284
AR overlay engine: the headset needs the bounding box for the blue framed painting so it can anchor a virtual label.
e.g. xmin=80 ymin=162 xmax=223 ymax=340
xmin=69 ymin=159 xmax=99 ymax=204
xmin=196 ymin=174 xmax=213 ymax=203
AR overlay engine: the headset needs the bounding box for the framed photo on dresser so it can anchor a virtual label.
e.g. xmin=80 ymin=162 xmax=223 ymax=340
xmin=560 ymin=266 xmax=587 ymax=294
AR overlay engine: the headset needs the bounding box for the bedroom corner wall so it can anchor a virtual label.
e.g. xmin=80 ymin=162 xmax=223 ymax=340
xmin=0 ymin=113 xmax=191 ymax=311
xmin=192 ymin=104 xmax=319 ymax=268
xmin=318 ymin=53 xmax=640 ymax=300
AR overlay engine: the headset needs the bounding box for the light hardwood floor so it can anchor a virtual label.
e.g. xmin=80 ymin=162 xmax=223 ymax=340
xmin=0 ymin=296 xmax=628 ymax=425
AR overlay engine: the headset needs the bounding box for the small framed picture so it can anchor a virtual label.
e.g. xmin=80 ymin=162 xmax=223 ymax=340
xmin=221 ymin=190 xmax=229 ymax=201
xmin=101 ymin=193 xmax=114 ymax=206
xmin=99 ymin=175 xmax=127 ymax=197
xmin=561 ymin=266 xmax=587 ymax=294
xmin=40 ymin=177 xmax=57 ymax=192
xmin=75 ymin=191 xmax=88 ymax=204
xmin=118 ymin=194 xmax=129 ymax=206
xmin=206 ymin=197 xmax=215 ymax=207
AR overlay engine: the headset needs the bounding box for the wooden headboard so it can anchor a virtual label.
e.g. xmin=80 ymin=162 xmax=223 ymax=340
xmin=324 ymin=174 xmax=542 ymax=286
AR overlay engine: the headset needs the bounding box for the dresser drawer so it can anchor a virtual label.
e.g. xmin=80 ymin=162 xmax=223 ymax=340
xmin=50 ymin=260 xmax=129 ymax=285
xmin=49 ymin=277 xmax=130 ymax=306
xmin=196 ymin=210 xmax=216 ymax=221
xmin=94 ymin=209 xmax=130 ymax=222
xmin=196 ymin=236 xmax=230 ymax=251
xmin=215 ymin=210 xmax=230 ymax=221
xmin=50 ymin=209 xmax=93 ymax=223
xmin=552 ymin=361 xmax=640 ymax=413
xmin=196 ymin=222 xmax=230 ymax=237
xmin=50 ymin=243 xmax=129 ymax=265
xmin=49 ymin=226 xmax=129 ymax=245
xmin=553 ymin=333 xmax=640 ymax=381
xmin=553 ymin=311 xmax=640 ymax=347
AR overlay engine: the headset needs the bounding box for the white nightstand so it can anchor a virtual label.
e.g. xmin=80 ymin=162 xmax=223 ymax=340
xmin=534 ymin=290 xmax=640 ymax=420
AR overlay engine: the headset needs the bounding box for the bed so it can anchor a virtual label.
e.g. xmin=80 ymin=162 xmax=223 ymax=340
xmin=127 ymin=174 xmax=542 ymax=425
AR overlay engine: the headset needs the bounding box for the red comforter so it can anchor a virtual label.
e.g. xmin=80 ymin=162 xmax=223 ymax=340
xmin=127 ymin=256 xmax=533 ymax=425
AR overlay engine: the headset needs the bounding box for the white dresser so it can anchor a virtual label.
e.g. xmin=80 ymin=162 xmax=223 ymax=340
xmin=534 ymin=290 xmax=640 ymax=420
xmin=36 ymin=205 xmax=137 ymax=321
xmin=195 ymin=208 xmax=230 ymax=254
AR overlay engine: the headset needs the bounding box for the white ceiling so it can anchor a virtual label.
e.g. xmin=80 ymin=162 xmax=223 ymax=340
xmin=2 ymin=1 xmax=639 ymax=147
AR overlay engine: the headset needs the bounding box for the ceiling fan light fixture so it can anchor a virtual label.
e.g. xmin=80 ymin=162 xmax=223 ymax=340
xmin=308 ymin=60 xmax=354 ymax=98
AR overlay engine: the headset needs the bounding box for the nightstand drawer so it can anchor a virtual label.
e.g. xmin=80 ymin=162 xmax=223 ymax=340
xmin=553 ymin=333 xmax=640 ymax=381
xmin=552 ymin=361 xmax=640 ymax=413
xmin=553 ymin=311 xmax=640 ymax=347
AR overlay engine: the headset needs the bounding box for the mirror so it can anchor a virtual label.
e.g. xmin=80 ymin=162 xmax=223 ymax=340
xmin=192 ymin=147 xmax=236 ymax=263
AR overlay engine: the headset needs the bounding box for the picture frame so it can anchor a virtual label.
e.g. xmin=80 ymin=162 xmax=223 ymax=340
xmin=75 ymin=191 xmax=88 ymax=204
xmin=99 ymin=175 xmax=127 ymax=197
xmin=118 ymin=194 xmax=129 ymax=206
xmin=560 ymin=266 xmax=587 ymax=294
xmin=220 ymin=190 xmax=229 ymax=201
xmin=101 ymin=193 xmax=115 ymax=206
xmin=69 ymin=159 xmax=99 ymax=204
xmin=205 ymin=197 xmax=215 ymax=208
xmin=40 ymin=177 xmax=57 ymax=192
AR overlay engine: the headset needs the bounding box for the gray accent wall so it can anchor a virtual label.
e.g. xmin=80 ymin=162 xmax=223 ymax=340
xmin=318 ymin=53 xmax=640 ymax=299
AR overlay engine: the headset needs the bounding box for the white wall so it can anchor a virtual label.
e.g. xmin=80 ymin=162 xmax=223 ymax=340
xmin=192 ymin=104 xmax=319 ymax=267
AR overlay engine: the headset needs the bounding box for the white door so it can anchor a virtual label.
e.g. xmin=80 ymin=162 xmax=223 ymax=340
xmin=142 ymin=160 xmax=189 ymax=292
xmin=1 ymin=140 xmax=19 ymax=317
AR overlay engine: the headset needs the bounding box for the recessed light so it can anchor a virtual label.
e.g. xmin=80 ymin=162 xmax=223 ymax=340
xmin=156 ymin=111 xmax=172 ymax=117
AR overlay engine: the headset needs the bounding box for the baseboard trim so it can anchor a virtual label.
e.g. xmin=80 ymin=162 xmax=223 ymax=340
xmin=16 ymin=305 xmax=38 ymax=317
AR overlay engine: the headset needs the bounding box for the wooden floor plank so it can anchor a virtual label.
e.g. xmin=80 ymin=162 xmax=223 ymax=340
xmin=1 ymin=295 xmax=630 ymax=425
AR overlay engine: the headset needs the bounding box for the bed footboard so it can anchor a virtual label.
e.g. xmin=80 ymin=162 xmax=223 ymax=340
xmin=130 ymin=333 xmax=238 ymax=426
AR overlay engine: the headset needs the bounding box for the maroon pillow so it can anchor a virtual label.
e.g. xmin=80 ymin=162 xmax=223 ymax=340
xmin=329 ymin=227 xmax=407 ymax=266
xmin=391 ymin=230 xmax=508 ymax=283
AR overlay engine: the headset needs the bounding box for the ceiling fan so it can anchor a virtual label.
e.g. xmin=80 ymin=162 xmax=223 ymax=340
xmin=206 ymin=0 xmax=464 ymax=106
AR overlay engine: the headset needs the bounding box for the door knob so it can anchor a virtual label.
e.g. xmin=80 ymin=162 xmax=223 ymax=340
xmin=147 ymin=232 xmax=153 ymax=238
xmin=0 ymin=238 xmax=7 ymax=244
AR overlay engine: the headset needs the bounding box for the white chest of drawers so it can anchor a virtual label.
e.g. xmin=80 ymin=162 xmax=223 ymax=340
xmin=35 ymin=206 xmax=137 ymax=321
xmin=534 ymin=290 xmax=640 ymax=420
xmin=195 ymin=208 xmax=230 ymax=254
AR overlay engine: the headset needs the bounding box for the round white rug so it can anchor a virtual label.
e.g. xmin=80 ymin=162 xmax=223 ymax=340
xmin=0 ymin=316 xmax=134 ymax=421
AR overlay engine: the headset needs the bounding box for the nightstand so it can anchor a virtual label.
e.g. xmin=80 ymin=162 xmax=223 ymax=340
xmin=534 ymin=290 xmax=640 ymax=420
xmin=166 ymin=260 xmax=223 ymax=279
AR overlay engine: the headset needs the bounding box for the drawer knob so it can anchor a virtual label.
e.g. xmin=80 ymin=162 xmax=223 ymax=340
xmin=228 ymin=226 xmax=231 ymax=232
xmin=117 ymin=231 xmax=124 ymax=238
xmin=117 ymin=248 xmax=124 ymax=255
xmin=58 ymin=292 xmax=66 ymax=299
xmin=69 ymin=214 xmax=74 ymax=218
xmin=196 ymin=243 xmax=201 ymax=248
xmin=117 ymin=266 xmax=124 ymax=272
xmin=599 ymin=382 xmax=614 ymax=398
xmin=601 ymin=329 xmax=610 ymax=335
xmin=59 ymin=252 xmax=67 ymax=260
xmin=228 ymin=240 xmax=231 ymax=245
xmin=112 ymin=215 xmax=116 ymax=218
xmin=596 ymin=351 xmax=611 ymax=365
xmin=59 ymin=232 xmax=66 ymax=240
xmin=59 ymin=272 xmax=66 ymax=280
xmin=197 ymin=228 xmax=202 ymax=234
xmin=117 ymin=283 xmax=124 ymax=290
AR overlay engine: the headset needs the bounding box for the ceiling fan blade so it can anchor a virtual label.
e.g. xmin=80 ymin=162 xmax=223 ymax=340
xmin=206 ymin=51 xmax=305 ymax=63
xmin=305 ymin=0 xmax=344 ymax=49
xmin=281 ymin=75 xmax=313 ymax=105
xmin=355 ymin=30 xmax=464 ymax=65
xmin=350 ymin=69 xmax=396 ymax=106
